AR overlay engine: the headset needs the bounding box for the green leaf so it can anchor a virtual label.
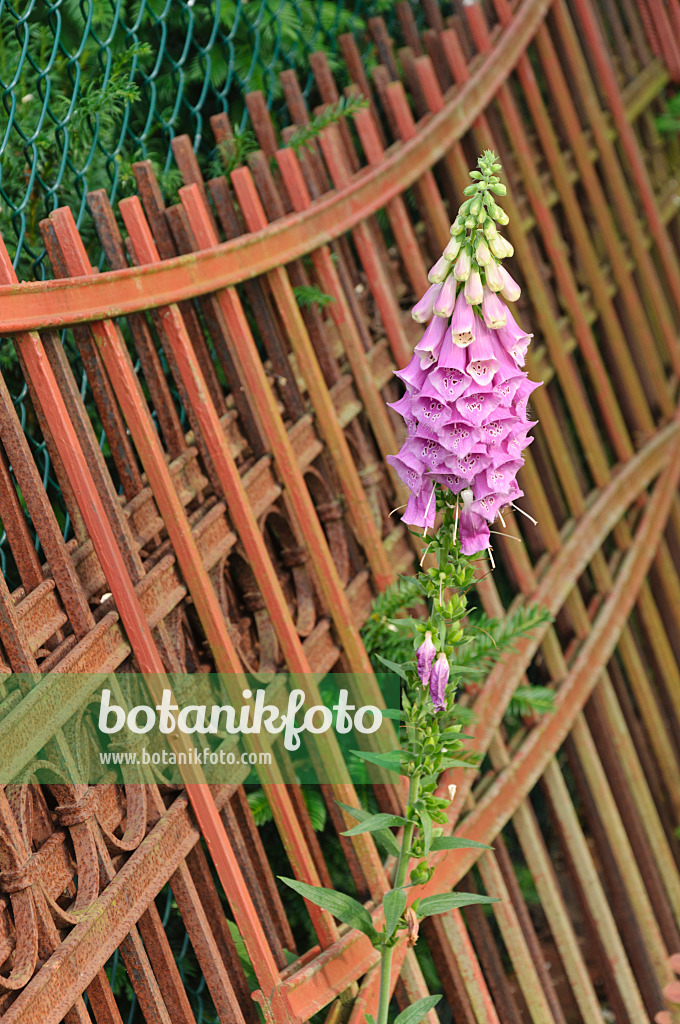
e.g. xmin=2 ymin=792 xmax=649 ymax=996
xmin=374 ymin=655 xmax=409 ymax=680
xmin=335 ymin=801 xmax=401 ymax=856
xmin=439 ymin=757 xmax=474 ymax=770
xmin=380 ymin=708 xmax=406 ymax=721
xmin=417 ymin=892 xmax=499 ymax=918
xmin=366 ymin=1016 xmax=377 ymax=1024
xmin=350 ymin=749 xmax=405 ymax=776
xmin=393 ymin=994 xmax=441 ymax=1024
xmin=279 ymin=878 xmax=378 ymax=942
xmin=419 ymin=806 xmax=433 ymax=855
xmin=341 ymin=812 xmax=409 ymax=837
xmin=383 ymin=888 xmax=407 ymax=938
xmin=432 ymin=836 xmax=492 ymax=852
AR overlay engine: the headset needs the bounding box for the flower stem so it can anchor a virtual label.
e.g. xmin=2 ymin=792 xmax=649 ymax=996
xmin=375 ymin=774 xmax=420 ymax=1024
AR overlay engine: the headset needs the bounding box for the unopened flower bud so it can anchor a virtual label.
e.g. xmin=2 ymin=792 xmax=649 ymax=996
xmin=429 ymin=653 xmax=449 ymax=712
xmin=489 ymin=235 xmax=514 ymax=260
xmin=443 ymin=236 xmax=462 ymax=261
xmin=417 ymin=631 xmax=436 ymax=686
xmin=482 ymin=286 xmax=508 ymax=329
xmin=499 ymin=265 xmax=521 ymax=302
xmin=464 ymin=268 xmax=483 ymax=306
xmin=483 ymin=218 xmax=498 ymax=240
xmin=474 ymin=239 xmax=491 ymax=266
xmin=484 ymin=260 xmax=504 ymax=292
xmin=434 ymin=274 xmax=457 ymax=317
xmin=453 ymin=247 xmax=472 ymax=282
xmin=411 ymin=282 xmax=441 ymax=323
xmin=428 ymin=255 xmax=451 ymax=283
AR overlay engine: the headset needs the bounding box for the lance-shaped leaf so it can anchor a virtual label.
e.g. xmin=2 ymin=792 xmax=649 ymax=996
xmin=374 ymin=654 xmax=410 ymax=679
xmin=432 ymin=836 xmax=492 ymax=852
xmin=279 ymin=877 xmax=379 ymax=943
xmin=350 ymin=749 xmax=405 ymax=775
xmin=336 ymin=801 xmax=402 ymax=856
xmin=417 ymin=892 xmax=498 ymax=918
xmin=393 ymin=995 xmax=441 ymax=1024
xmin=341 ymin=812 xmax=409 ymax=837
xmin=383 ymin=888 xmax=408 ymax=938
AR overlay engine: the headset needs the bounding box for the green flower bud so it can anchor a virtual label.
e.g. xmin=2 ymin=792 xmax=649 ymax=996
xmin=483 ymin=218 xmax=498 ymax=240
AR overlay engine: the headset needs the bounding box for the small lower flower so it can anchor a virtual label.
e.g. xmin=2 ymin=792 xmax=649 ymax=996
xmin=417 ymin=630 xmax=436 ymax=686
xmin=429 ymin=653 xmax=450 ymax=712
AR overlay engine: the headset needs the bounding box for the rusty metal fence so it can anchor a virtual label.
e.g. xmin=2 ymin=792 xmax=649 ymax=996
xmin=1 ymin=0 xmax=680 ymax=1021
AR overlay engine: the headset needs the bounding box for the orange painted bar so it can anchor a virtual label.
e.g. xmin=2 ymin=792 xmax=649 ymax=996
xmin=49 ymin=207 xmax=337 ymax=958
xmin=179 ymin=183 xmax=378 ymax=680
xmin=230 ymin=165 xmax=395 ymax=590
xmin=0 ymin=0 xmax=552 ymax=335
xmin=0 ymin=230 xmax=283 ymax=995
xmin=120 ymin=194 xmax=388 ymax=901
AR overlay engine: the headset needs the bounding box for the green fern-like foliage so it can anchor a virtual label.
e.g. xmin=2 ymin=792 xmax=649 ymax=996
xmin=361 ymin=580 xmax=554 ymax=724
xmin=361 ymin=575 xmax=425 ymax=664
xmin=286 ymin=94 xmax=369 ymax=153
xmin=248 ymin=785 xmax=328 ymax=831
xmin=656 ymin=91 xmax=680 ymax=134
xmin=292 ymin=284 xmax=335 ymax=310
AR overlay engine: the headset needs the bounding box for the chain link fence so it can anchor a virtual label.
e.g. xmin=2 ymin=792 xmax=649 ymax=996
xmin=0 ymin=0 xmax=423 ymax=278
xmin=0 ymin=0 xmax=431 ymax=585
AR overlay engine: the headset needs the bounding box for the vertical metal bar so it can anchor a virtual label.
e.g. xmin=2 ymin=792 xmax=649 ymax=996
xmin=230 ymin=165 xmax=395 ymax=590
xmin=48 ymin=206 xmax=342 ymax=951
xmin=316 ymin=126 xmax=413 ymax=368
xmin=0 ymin=230 xmax=284 ymax=994
xmin=120 ymin=194 xmax=390 ymax=898
xmin=177 ymin=184 xmax=380 ymax=679
xmin=274 ymin=147 xmax=406 ymax=489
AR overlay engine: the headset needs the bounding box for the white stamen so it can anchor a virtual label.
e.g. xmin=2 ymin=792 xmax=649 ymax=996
xmin=488 ymin=544 xmax=496 ymax=570
xmin=453 ymin=498 xmax=460 ymax=545
xmin=498 ymin=509 xmax=507 ymax=528
xmin=422 ymin=486 xmax=436 ymax=537
xmin=420 ymin=541 xmax=433 ymax=567
xmin=389 ymin=503 xmax=407 ymax=517
xmin=512 ymin=502 xmax=538 ymax=525
xmin=490 ymin=530 xmax=521 ymax=542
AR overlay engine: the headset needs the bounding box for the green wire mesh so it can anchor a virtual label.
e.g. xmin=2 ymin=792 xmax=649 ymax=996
xmin=0 ymin=0 xmax=423 ymax=277
xmin=0 ymin=0 xmax=428 ymax=585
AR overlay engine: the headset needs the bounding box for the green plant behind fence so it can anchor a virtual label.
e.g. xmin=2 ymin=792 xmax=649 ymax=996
xmin=0 ymin=0 xmax=422 ymax=278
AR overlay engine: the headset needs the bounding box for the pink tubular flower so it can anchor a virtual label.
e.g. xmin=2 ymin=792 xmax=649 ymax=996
xmin=498 ymin=308 xmax=533 ymax=366
xmin=414 ymin=315 xmax=448 ymax=368
xmin=412 ymin=282 xmax=441 ymax=323
xmin=388 ymin=206 xmax=537 ymax=555
xmin=465 ymin=324 xmax=499 ymax=387
xmin=482 ymin=287 xmax=507 ymax=329
xmin=417 ymin=631 xmax=436 ymax=685
xmin=429 ymin=653 xmax=449 ymax=712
